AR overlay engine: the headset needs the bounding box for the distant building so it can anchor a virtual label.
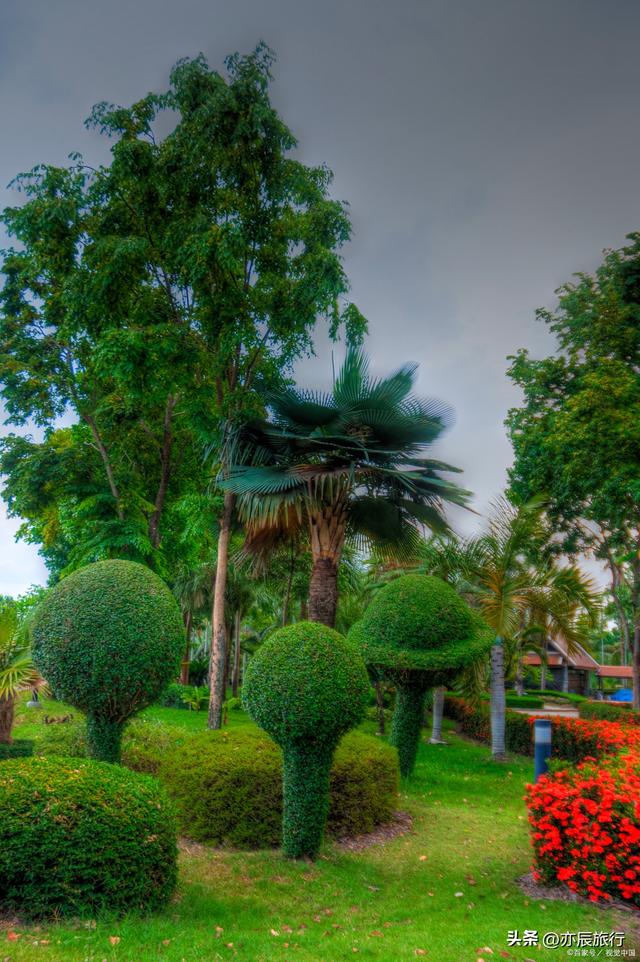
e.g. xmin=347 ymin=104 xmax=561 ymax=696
xmin=522 ymin=638 xmax=632 ymax=697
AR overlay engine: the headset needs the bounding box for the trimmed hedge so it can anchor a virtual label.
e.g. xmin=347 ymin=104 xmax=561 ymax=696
xmin=445 ymin=695 xmax=640 ymax=764
xmin=36 ymin=718 xmax=398 ymax=847
xmin=32 ymin=560 xmax=184 ymax=763
xmin=243 ymin=622 xmax=370 ymax=858
xmin=579 ymin=701 xmax=640 ymax=725
xmin=158 ymin=728 xmax=398 ymax=847
xmin=0 ymin=756 xmax=177 ymax=918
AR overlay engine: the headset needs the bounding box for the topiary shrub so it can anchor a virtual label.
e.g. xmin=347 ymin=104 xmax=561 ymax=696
xmin=350 ymin=575 xmax=492 ymax=777
xmin=242 ymin=621 xmax=370 ymax=859
xmin=31 ymin=560 xmax=184 ymax=763
xmin=158 ymin=728 xmax=398 ymax=847
xmin=0 ymin=756 xmax=177 ymax=918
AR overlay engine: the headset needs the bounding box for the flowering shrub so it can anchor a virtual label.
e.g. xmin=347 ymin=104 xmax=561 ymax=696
xmin=526 ymin=751 xmax=640 ymax=905
xmin=444 ymin=695 xmax=640 ymax=763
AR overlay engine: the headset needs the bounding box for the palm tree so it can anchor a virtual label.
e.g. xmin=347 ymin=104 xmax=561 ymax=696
xmin=222 ymin=349 xmax=469 ymax=627
xmin=0 ymin=599 xmax=41 ymax=744
xmin=450 ymin=499 xmax=599 ymax=759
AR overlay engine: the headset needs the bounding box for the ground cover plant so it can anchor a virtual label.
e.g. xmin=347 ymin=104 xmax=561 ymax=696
xmin=31 ymin=560 xmax=184 ymax=762
xmin=6 ymin=701 xmax=635 ymax=962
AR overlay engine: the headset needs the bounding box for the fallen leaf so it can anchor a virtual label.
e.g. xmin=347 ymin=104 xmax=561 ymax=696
xmin=215 ymin=927 xmax=224 ymax=936
xmin=476 ymin=950 xmax=493 ymax=956
xmin=454 ymin=891 xmax=464 ymax=897
xmin=270 ymin=929 xmax=280 ymax=937
xmin=415 ymin=950 xmax=427 ymax=957
xmin=419 ymin=855 xmax=427 ymax=861
xmin=369 ymin=930 xmax=384 ymax=937
xmin=7 ymin=932 xmax=20 ymax=942
xmin=162 ymin=939 xmax=171 ymax=946
xmin=108 ymin=936 xmax=120 ymax=946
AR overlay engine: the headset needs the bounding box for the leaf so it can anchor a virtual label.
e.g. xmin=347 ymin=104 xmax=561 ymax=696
xmin=108 ymin=936 xmax=120 ymax=946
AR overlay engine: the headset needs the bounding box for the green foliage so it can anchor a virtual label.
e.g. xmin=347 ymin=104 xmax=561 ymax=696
xmin=504 ymin=695 xmax=544 ymax=709
xmin=0 ymin=739 xmax=33 ymax=759
xmin=579 ymin=701 xmax=639 ymax=724
xmin=0 ymin=756 xmax=177 ymax=918
xmin=506 ymin=236 xmax=640 ymax=704
xmin=243 ymin=621 xmax=370 ymax=857
xmin=0 ymin=46 xmax=364 ymax=582
xmin=444 ymin=695 xmax=533 ymax=755
xmin=158 ymin=728 xmax=398 ymax=847
xmin=391 ymin=685 xmax=428 ymax=777
xmin=31 ymin=560 xmax=184 ymax=762
xmin=350 ymin=575 xmax=491 ymax=776
xmin=350 ymin=575 xmax=489 ymax=680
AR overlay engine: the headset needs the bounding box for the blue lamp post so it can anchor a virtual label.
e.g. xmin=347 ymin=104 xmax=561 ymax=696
xmin=533 ymin=718 xmax=552 ymax=781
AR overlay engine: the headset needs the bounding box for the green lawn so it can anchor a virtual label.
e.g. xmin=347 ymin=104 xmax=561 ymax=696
xmin=5 ymin=703 xmax=638 ymax=962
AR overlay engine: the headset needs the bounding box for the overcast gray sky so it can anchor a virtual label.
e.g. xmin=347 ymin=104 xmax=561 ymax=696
xmin=1 ymin=0 xmax=639 ymax=594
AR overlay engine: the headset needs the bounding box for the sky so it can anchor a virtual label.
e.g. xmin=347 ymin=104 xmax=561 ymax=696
xmin=1 ymin=0 xmax=639 ymax=594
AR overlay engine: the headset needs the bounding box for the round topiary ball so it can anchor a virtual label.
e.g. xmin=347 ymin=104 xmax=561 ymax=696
xmin=243 ymin=621 xmax=370 ymax=748
xmin=243 ymin=621 xmax=370 ymax=859
xmin=0 ymin=756 xmax=177 ymax=918
xmin=32 ymin=560 xmax=184 ymax=762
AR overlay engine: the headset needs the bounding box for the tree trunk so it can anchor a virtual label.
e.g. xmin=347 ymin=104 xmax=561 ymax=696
xmin=540 ymin=639 xmax=547 ymax=691
xmin=282 ymin=549 xmax=295 ymax=626
xmin=232 ymin=610 xmax=241 ymax=698
xmin=207 ymin=491 xmax=236 ymax=729
xmin=307 ymin=503 xmax=347 ymax=628
xmin=179 ymin=609 xmax=192 ymax=684
xmin=148 ymin=393 xmax=177 ymax=549
xmin=490 ymin=639 xmax=507 ymax=760
xmin=515 ymin=657 xmax=525 ymax=697
xmin=0 ymin=693 xmax=15 ymax=744
xmin=308 ymin=556 xmax=339 ymax=627
xmin=430 ymin=686 xmax=446 ymax=744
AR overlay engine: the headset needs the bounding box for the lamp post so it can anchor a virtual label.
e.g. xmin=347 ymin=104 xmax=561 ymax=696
xmin=533 ymin=718 xmax=552 ymax=782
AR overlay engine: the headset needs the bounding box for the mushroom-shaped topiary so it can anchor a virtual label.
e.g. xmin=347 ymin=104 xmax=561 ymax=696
xmin=32 ymin=560 xmax=184 ymax=763
xmin=349 ymin=574 xmax=492 ymax=777
xmin=242 ymin=621 xmax=370 ymax=859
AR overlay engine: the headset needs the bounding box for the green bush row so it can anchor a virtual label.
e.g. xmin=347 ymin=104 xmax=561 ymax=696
xmin=36 ymin=719 xmax=399 ymax=847
xmin=526 ymin=689 xmax=588 ymax=705
xmin=0 ymin=739 xmax=34 ymax=760
xmin=579 ymin=700 xmax=639 ymax=724
xmin=444 ymin=696 xmax=628 ymax=765
xmin=0 ymin=757 xmax=177 ymax=919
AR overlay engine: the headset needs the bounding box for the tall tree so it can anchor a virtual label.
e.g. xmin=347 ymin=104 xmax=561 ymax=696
xmin=0 ymin=46 xmax=365 ymax=727
xmin=507 ymin=234 xmax=640 ymax=707
xmin=223 ymin=348 xmax=468 ymax=627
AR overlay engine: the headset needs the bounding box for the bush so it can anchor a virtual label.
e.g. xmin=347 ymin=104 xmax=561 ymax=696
xmin=350 ymin=576 xmax=492 ymax=778
xmin=505 ymin=695 xmax=544 ymax=709
xmin=158 ymin=728 xmax=398 ymax=847
xmin=444 ymin=695 xmax=533 ymax=755
xmin=243 ymin=621 xmax=370 ymax=859
xmin=32 ymin=560 xmax=184 ymax=762
xmin=158 ymin=682 xmax=209 ymax=710
xmin=527 ymin=751 xmax=640 ymax=905
xmin=526 ymin=689 xmax=588 ymax=705
xmin=0 ymin=756 xmax=177 ymax=918
xmin=0 ymin=739 xmax=33 ymax=760
xmin=444 ymin=695 xmax=640 ymax=763
xmin=579 ymin=701 xmax=640 ymax=725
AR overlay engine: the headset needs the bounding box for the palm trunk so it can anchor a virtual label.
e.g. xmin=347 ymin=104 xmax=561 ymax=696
xmin=515 ymin=656 xmax=525 ymax=696
xmin=430 ymin=686 xmax=446 ymax=744
xmin=490 ymin=638 xmax=507 ymax=760
xmin=207 ymin=491 xmax=236 ymax=729
xmin=0 ymin=693 xmax=16 ymax=744
xmin=307 ymin=503 xmax=347 ymax=628
xmin=232 ymin=610 xmax=241 ymax=698
xmin=179 ymin=610 xmax=192 ymax=684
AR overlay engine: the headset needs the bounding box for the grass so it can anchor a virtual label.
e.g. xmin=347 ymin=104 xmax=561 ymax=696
xmin=4 ymin=701 xmax=638 ymax=962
